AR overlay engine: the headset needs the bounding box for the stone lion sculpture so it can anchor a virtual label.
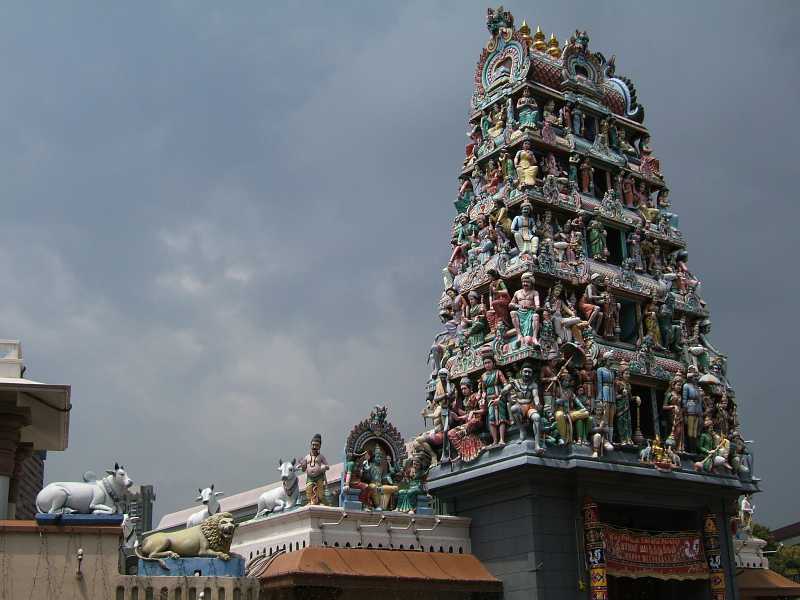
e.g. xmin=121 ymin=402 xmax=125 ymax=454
xmin=137 ymin=512 xmax=237 ymax=567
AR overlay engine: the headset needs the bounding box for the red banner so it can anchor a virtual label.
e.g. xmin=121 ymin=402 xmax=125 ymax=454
xmin=603 ymin=525 xmax=710 ymax=581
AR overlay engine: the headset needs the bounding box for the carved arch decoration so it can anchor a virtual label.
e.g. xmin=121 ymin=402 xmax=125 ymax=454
xmin=344 ymin=405 xmax=407 ymax=465
xmin=471 ymin=32 xmax=531 ymax=110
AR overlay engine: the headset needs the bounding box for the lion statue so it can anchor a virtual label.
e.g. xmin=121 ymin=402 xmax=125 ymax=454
xmin=137 ymin=512 xmax=237 ymax=567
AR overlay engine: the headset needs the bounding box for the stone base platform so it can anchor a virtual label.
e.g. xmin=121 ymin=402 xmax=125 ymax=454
xmin=137 ymin=555 xmax=245 ymax=577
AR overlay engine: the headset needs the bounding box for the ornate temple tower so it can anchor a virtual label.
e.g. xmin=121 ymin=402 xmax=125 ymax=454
xmin=416 ymin=7 xmax=758 ymax=600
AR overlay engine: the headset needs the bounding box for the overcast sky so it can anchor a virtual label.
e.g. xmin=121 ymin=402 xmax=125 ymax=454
xmin=3 ymin=1 xmax=798 ymax=527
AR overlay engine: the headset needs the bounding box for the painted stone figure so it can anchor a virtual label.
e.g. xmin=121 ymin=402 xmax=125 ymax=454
xmin=447 ymin=377 xmax=486 ymax=462
xmin=590 ymin=401 xmax=614 ymax=458
xmin=415 ymin=386 xmax=448 ymax=467
xmin=363 ymin=445 xmax=399 ymax=511
xmin=498 ymin=151 xmax=517 ymax=186
xmin=555 ymin=375 xmax=590 ymax=445
xmin=481 ymin=351 xmax=510 ymax=446
xmin=511 ymin=200 xmax=538 ymax=255
xmin=515 ymin=140 xmax=539 ymax=188
xmin=682 ymin=368 xmax=704 ymax=453
xmin=516 ymin=87 xmax=538 ymax=130
xmin=343 ymin=452 xmax=371 ymax=507
xmin=487 ymin=104 xmax=506 ymax=138
xmin=487 ymin=268 xmax=512 ymax=328
xmin=509 ymin=272 xmax=540 ymax=346
xmin=627 ymin=227 xmax=644 ymax=272
xmin=299 ymin=434 xmax=329 ymax=506
xmin=587 ymin=218 xmax=608 ymax=261
xmin=542 ymin=99 xmax=560 ymax=126
xmin=579 ymin=158 xmax=594 ymax=194
xmin=621 ymin=174 xmax=635 ymax=207
xmin=506 ymin=362 xmax=542 ymax=450
xmin=595 ymin=352 xmax=616 ymax=444
xmin=578 ymin=273 xmax=604 ymax=330
xmin=463 ymin=290 xmax=488 ymax=347
xmin=396 ymin=458 xmax=427 ymax=513
xmin=614 ymin=366 xmax=638 ymax=446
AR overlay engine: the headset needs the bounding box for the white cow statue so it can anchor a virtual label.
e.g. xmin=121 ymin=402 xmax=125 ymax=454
xmin=186 ymin=484 xmax=224 ymax=528
xmin=36 ymin=463 xmax=133 ymax=515
xmin=255 ymin=459 xmax=300 ymax=518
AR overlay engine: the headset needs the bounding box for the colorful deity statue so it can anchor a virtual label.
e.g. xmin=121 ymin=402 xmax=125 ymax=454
xmin=555 ymin=374 xmax=590 ymax=445
xmin=498 ymin=150 xmax=517 ymax=186
xmin=415 ymin=372 xmax=449 ymax=467
xmin=590 ymin=400 xmax=614 ymax=458
xmin=693 ymin=421 xmax=733 ymax=474
xmin=461 ymin=291 xmax=487 ymax=348
xmin=614 ymin=365 xmax=638 ymax=446
xmin=487 ymin=268 xmax=512 ymax=329
xmin=509 ymin=272 xmax=540 ymax=346
xmin=599 ymin=289 xmax=620 ymax=341
xmin=627 ymin=227 xmax=644 ymax=272
xmin=542 ymin=99 xmax=561 ymax=126
xmin=505 ymin=362 xmax=542 ymax=450
xmin=538 ymin=305 xmax=560 ymax=359
xmin=595 ymin=352 xmax=616 ymax=443
xmin=579 ymin=158 xmax=594 ymax=194
xmin=480 ymin=350 xmax=510 ymax=446
xmin=484 ymin=159 xmax=502 ymax=195
xmin=511 ymin=200 xmax=538 ymax=256
xmin=587 ymin=218 xmax=608 ymax=261
xmin=618 ymin=128 xmax=637 ymax=155
xmin=515 ymin=140 xmax=539 ymax=189
xmin=362 ymin=445 xmax=399 ymax=511
xmin=299 ymin=434 xmax=330 ymax=506
xmin=487 ymin=104 xmax=506 ymax=138
xmin=516 ymin=87 xmax=538 ymax=130
xmin=343 ymin=451 xmax=371 ymax=508
xmin=578 ymin=273 xmax=604 ymax=331
xmin=682 ymin=368 xmax=704 ymax=453
xmin=621 ymin=174 xmax=636 ymax=207
xmin=395 ymin=458 xmax=427 ymax=514
xmin=447 ymin=377 xmax=486 ymax=462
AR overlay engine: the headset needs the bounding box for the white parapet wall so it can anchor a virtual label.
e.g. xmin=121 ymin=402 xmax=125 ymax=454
xmin=233 ymin=504 xmax=472 ymax=563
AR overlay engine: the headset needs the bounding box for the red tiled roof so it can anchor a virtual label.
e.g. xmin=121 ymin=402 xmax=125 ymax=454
xmin=737 ymin=568 xmax=800 ymax=597
xmin=257 ymin=547 xmax=501 ymax=593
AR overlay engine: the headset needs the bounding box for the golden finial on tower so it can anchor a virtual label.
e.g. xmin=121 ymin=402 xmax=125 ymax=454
xmin=533 ymin=25 xmax=547 ymax=52
xmin=519 ymin=20 xmax=532 ymax=46
xmin=547 ymin=33 xmax=562 ymax=58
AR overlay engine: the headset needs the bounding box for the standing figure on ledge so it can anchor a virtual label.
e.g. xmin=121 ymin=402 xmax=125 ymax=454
xmin=481 ymin=351 xmax=510 ymax=447
xmin=595 ymin=352 xmax=616 ymax=444
xmin=587 ymin=218 xmax=608 ymax=261
xmin=682 ymin=368 xmax=703 ymax=453
xmin=415 ymin=386 xmax=447 ymax=467
xmin=579 ymin=158 xmax=594 ymax=194
xmin=600 ymin=289 xmax=621 ymax=341
xmin=614 ymin=365 xmax=638 ymax=446
xmin=299 ymin=434 xmax=329 ymax=506
xmin=448 ymin=378 xmax=486 ymax=462
xmin=396 ymin=458 xmax=427 ymax=514
xmin=510 ymin=272 xmax=541 ymax=346
xmin=463 ymin=290 xmax=488 ymax=348
xmin=627 ymin=227 xmax=644 ymax=272
xmin=488 ymin=268 xmax=512 ymax=329
xmin=506 ymin=362 xmax=542 ymax=450
xmin=499 ymin=151 xmax=517 ymax=187
xmin=516 ymin=87 xmax=538 ymax=130
xmin=512 ymin=200 xmax=538 ymax=256
xmin=590 ymin=401 xmax=614 ymax=458
xmin=663 ymin=376 xmax=686 ymax=452
xmin=487 ymin=104 xmax=505 ymax=138
xmin=515 ymin=140 xmax=539 ymax=189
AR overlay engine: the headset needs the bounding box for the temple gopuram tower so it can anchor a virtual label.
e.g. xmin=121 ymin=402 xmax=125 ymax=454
xmin=416 ymin=7 xmax=758 ymax=600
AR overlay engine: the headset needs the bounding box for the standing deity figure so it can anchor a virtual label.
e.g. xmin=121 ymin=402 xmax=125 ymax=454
xmin=627 ymin=227 xmax=644 ymax=272
xmin=590 ymin=401 xmax=614 ymax=458
xmin=578 ymin=359 xmax=597 ymax=402
xmin=480 ymin=109 xmax=492 ymax=140
xmin=663 ymin=376 xmax=686 ymax=452
xmin=414 ymin=384 xmax=449 ymax=466
xmin=539 ymin=358 xmax=560 ymax=412
xmin=621 ymin=174 xmax=636 ymax=207
xmin=447 ymin=378 xmax=486 ymax=462
xmin=515 ymin=140 xmax=539 ymax=189
xmin=480 ymin=352 xmax=510 ymax=447
xmin=363 ymin=446 xmax=399 ymax=511
xmin=511 ymin=200 xmax=538 ymax=256
xmin=538 ymin=306 xmax=560 ymax=359
xmin=484 ymin=160 xmax=502 ymax=195
xmin=516 ymin=88 xmax=538 ymax=130
xmin=587 ymin=218 xmax=608 ymax=261
xmin=299 ymin=434 xmax=330 ymax=506
xmin=509 ymin=272 xmax=540 ymax=346
xmin=572 ymin=106 xmax=585 ymax=136
xmin=487 ymin=268 xmax=512 ymax=329
xmin=579 ymin=158 xmax=594 ymax=194
xmin=463 ymin=290 xmax=488 ymax=348
xmin=498 ymin=151 xmax=517 ymax=187
xmin=505 ymin=362 xmax=542 ymax=450
xmin=738 ymin=495 xmax=755 ymax=532
xmin=682 ymin=368 xmax=704 ymax=453
xmin=599 ymin=289 xmax=621 ymax=341
xmin=555 ymin=375 xmax=590 ymax=445
xmin=568 ymin=153 xmax=581 ymax=185
xmin=614 ymin=365 xmax=638 ymax=446
xmin=595 ymin=352 xmax=616 ymax=444
xmin=642 ymin=301 xmax=664 ymax=349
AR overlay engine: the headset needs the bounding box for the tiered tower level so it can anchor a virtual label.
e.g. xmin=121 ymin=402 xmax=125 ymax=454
xmin=420 ymin=9 xmax=757 ymax=599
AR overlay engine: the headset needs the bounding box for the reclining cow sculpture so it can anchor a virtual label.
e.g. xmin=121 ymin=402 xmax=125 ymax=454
xmin=36 ymin=463 xmax=133 ymax=514
xmin=186 ymin=484 xmax=224 ymax=528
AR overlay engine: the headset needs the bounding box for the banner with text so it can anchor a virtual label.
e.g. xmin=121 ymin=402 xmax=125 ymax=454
xmin=603 ymin=525 xmax=710 ymax=581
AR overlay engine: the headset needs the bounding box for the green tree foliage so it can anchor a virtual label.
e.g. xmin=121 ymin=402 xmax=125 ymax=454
xmin=752 ymin=522 xmax=777 ymax=552
xmin=771 ymin=544 xmax=800 ymax=582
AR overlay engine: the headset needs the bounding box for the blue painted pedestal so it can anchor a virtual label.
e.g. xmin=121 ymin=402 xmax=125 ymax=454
xmin=138 ymin=556 xmax=245 ymax=577
xmin=35 ymin=513 xmax=124 ymax=526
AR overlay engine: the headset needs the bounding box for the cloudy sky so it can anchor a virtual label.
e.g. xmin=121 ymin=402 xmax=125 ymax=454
xmin=3 ymin=1 xmax=797 ymax=526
